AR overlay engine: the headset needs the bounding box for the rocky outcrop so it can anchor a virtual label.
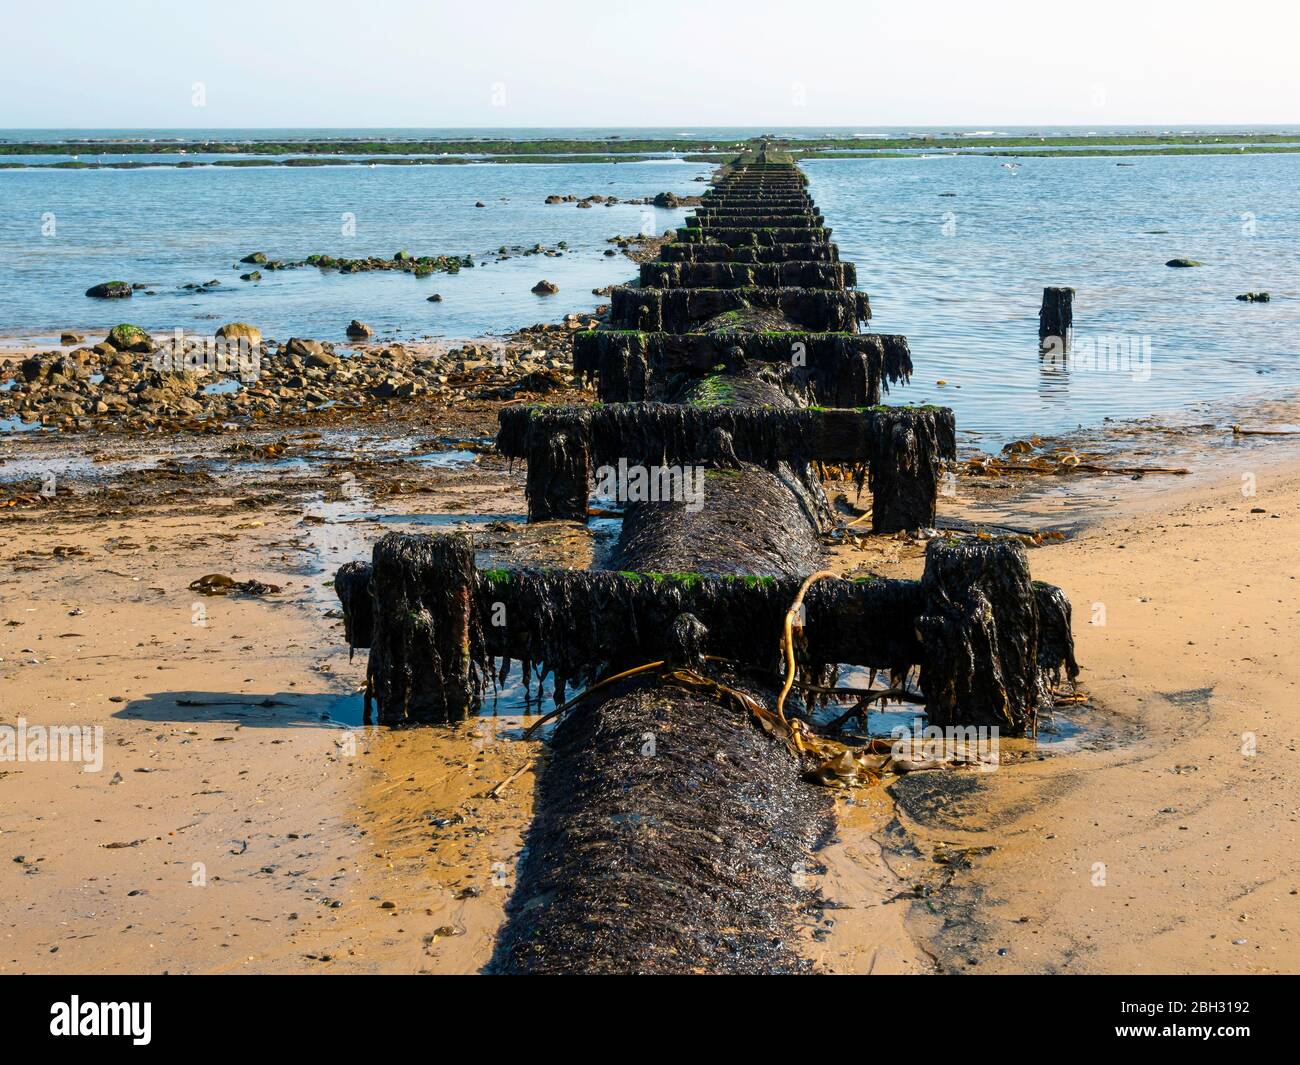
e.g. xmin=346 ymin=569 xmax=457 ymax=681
xmin=85 ymin=281 xmax=132 ymax=299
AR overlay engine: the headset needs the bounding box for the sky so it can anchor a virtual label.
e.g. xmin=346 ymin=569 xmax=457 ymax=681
xmin=2 ymin=0 xmax=1297 ymax=129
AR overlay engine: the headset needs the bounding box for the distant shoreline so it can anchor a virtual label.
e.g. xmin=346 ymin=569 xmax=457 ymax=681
xmin=4 ymin=133 xmax=1300 ymax=169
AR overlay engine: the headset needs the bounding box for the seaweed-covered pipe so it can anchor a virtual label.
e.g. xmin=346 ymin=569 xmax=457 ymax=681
xmin=489 ymin=677 xmax=830 ymax=974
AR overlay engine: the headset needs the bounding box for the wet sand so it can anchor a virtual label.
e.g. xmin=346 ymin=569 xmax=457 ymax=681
xmin=3 ymin=396 xmax=1299 ymax=974
xmin=891 ymin=445 xmax=1300 ymax=974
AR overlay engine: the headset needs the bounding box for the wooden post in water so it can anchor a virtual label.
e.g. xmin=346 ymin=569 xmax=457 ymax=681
xmin=1039 ymin=286 xmax=1075 ymax=352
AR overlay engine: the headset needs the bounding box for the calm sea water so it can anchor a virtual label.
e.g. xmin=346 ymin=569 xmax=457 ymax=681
xmin=1 ymin=146 xmax=1297 ymax=444
xmin=0 ymin=158 xmax=710 ymax=340
xmin=806 ymin=153 xmax=1300 ymax=442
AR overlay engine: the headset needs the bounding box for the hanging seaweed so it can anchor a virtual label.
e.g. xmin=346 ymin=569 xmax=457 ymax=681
xmin=608 ymin=285 xmax=870 ymax=332
xmin=916 ymin=537 xmax=1044 ymax=732
xmin=865 ymin=405 xmax=958 ymax=532
xmin=335 ymin=532 xmax=1074 ymax=734
xmin=639 ymin=260 xmax=854 ymax=289
xmin=1034 ymin=580 xmax=1082 ymax=691
xmin=572 ymin=329 xmax=911 ymax=406
xmin=334 ymin=560 xmax=373 ymax=650
xmin=364 ymin=532 xmax=488 ymax=725
xmin=498 ymin=401 xmax=953 ymax=531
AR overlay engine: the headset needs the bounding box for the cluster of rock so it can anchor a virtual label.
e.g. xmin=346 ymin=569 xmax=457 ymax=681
xmin=233 ymin=250 xmax=475 ymax=279
xmin=1 ymin=316 xmax=598 ymax=432
xmin=85 ymin=242 xmax=576 ymax=301
xmin=544 ymin=191 xmax=703 ymax=208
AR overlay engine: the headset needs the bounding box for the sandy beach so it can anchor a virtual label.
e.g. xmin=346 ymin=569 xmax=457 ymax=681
xmin=3 ymin=384 xmax=1297 ymax=974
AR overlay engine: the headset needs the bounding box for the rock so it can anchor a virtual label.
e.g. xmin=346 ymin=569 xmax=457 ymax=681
xmin=1166 ymin=259 xmax=1203 ymax=268
xmin=653 ymin=191 xmax=681 ymax=208
xmin=85 ymin=281 xmax=132 ymax=299
xmin=474 ymin=201 xmax=486 ymax=208
xmin=106 ymin=324 xmax=153 ymax=353
xmin=427 ymin=294 xmax=443 ymax=303
xmin=346 ymin=320 xmax=373 ymax=339
xmin=531 ymin=280 xmax=559 ymax=295
xmin=60 ymin=332 xmax=84 ymax=345
xmin=240 ymin=271 xmax=262 ymax=281
xmin=306 ymin=350 xmax=340 ymax=370
xmin=1236 ymin=291 xmax=1271 ymax=302
xmin=240 ymin=252 xmax=268 ymax=264
xmin=284 ymin=337 xmax=326 ymax=358
xmin=215 ymin=322 xmax=263 ymax=346
xmin=514 ymin=369 xmax=567 ymax=394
